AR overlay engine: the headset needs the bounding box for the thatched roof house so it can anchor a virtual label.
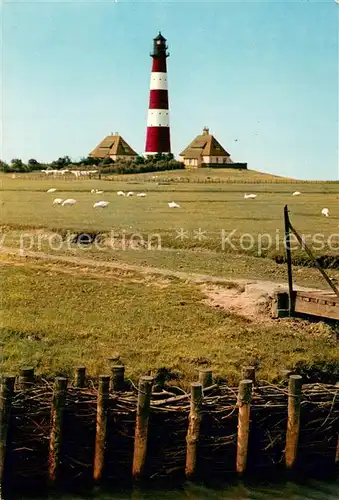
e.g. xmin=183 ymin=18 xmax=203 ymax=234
xmin=88 ymin=133 xmax=138 ymax=161
xmin=179 ymin=127 xmax=247 ymax=169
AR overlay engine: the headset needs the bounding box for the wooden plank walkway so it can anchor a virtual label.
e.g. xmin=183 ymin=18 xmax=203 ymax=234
xmin=273 ymin=289 xmax=339 ymax=321
xmin=293 ymin=290 xmax=339 ymax=321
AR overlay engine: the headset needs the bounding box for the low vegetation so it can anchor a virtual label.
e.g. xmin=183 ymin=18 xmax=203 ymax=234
xmin=0 ymin=154 xmax=184 ymax=175
xmin=1 ymin=260 xmax=337 ymax=385
xmin=1 ymin=171 xmax=338 ymax=384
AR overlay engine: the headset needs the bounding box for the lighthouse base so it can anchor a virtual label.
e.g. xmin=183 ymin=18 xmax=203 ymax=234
xmin=145 ymin=126 xmax=171 ymax=155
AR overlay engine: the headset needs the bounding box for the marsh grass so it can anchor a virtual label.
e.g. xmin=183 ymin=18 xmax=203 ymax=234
xmin=1 ymin=229 xmax=339 ymax=290
xmin=0 ymin=262 xmax=337 ymax=385
xmin=1 ymin=173 xmax=338 ymax=268
xmin=1 ymin=173 xmax=338 ymax=383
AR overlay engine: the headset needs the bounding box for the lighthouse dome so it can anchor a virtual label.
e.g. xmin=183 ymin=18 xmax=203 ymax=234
xmin=154 ymin=31 xmax=166 ymax=42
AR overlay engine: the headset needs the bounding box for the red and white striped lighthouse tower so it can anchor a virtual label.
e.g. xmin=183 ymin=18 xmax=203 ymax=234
xmin=145 ymin=32 xmax=171 ymax=155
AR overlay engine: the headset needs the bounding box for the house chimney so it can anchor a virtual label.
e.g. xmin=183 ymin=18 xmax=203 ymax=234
xmin=203 ymin=127 xmax=209 ymax=135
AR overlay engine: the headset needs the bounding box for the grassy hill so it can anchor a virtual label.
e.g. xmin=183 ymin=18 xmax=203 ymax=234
xmin=5 ymin=168 xmax=339 ymax=186
xmin=107 ymin=167 xmax=294 ymax=183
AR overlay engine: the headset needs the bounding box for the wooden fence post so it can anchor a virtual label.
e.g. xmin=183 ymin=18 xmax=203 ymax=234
xmin=48 ymin=377 xmax=67 ymax=487
xmin=111 ymin=366 xmax=125 ymax=392
xmin=336 ymin=382 xmax=339 ymax=467
xmin=236 ymin=379 xmax=253 ymax=474
xmin=284 ymin=205 xmax=294 ymax=315
xmin=93 ymin=375 xmax=110 ymax=484
xmin=74 ymin=366 xmax=86 ymax=388
xmin=185 ymin=382 xmax=203 ymax=479
xmin=241 ymin=366 xmax=256 ymax=385
xmin=285 ymin=374 xmax=303 ymax=470
xmin=18 ymin=367 xmax=34 ymax=390
xmin=198 ymin=369 xmax=212 ymax=389
xmin=0 ymin=376 xmax=15 ymax=487
xmin=281 ymin=369 xmax=294 ymax=379
xmin=132 ymin=376 xmax=153 ymax=480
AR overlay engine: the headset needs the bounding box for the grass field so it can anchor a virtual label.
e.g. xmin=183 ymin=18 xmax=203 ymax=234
xmin=1 ymin=173 xmax=338 ymax=261
xmin=1 ymin=258 xmax=338 ymax=385
xmin=1 ymin=170 xmax=338 ymax=383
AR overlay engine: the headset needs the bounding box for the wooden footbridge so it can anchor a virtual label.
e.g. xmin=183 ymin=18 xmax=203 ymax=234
xmin=273 ymin=289 xmax=339 ymax=321
xmin=273 ymin=206 xmax=339 ymax=321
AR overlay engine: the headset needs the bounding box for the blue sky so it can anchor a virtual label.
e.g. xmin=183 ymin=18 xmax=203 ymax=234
xmin=1 ymin=0 xmax=338 ymax=180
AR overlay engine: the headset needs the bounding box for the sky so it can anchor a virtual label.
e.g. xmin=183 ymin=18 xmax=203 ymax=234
xmin=1 ymin=0 xmax=338 ymax=180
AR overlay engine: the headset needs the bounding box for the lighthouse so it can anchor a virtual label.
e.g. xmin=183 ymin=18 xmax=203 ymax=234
xmin=145 ymin=32 xmax=171 ymax=156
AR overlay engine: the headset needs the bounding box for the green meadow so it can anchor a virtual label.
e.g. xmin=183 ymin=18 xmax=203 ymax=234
xmin=0 ymin=170 xmax=338 ymax=383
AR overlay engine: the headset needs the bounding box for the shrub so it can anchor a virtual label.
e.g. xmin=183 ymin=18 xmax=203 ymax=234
xmin=50 ymin=156 xmax=72 ymax=169
xmin=0 ymin=160 xmax=10 ymax=172
xmin=2 ymin=153 xmax=184 ymax=175
xmin=100 ymin=157 xmax=115 ymax=165
xmin=105 ymin=157 xmax=184 ymax=175
xmin=28 ymin=158 xmax=39 ymax=167
xmin=10 ymin=159 xmax=28 ymax=172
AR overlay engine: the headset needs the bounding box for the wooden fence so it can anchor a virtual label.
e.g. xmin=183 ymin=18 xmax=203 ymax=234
xmin=0 ymin=365 xmax=338 ymax=495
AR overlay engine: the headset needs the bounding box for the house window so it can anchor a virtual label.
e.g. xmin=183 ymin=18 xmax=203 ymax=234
xmin=223 ymin=158 xmax=227 ymax=164
xmin=215 ymin=157 xmax=219 ymax=163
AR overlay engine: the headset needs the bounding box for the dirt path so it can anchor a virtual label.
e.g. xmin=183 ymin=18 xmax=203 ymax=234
xmin=0 ymin=246 xmax=317 ymax=292
xmin=1 ymin=246 xmax=323 ymax=322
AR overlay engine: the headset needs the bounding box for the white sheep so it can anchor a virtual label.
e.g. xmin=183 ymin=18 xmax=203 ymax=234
xmin=244 ymin=193 xmax=257 ymax=199
xmin=90 ymin=189 xmax=96 ymax=194
xmin=47 ymin=188 xmax=57 ymax=193
xmin=321 ymin=208 xmax=329 ymax=217
xmin=168 ymin=201 xmax=180 ymax=208
xmin=61 ymin=198 xmax=77 ymax=206
xmin=52 ymin=198 xmax=63 ymax=205
xmin=93 ymin=201 xmax=109 ymax=208
xmin=293 ymin=191 xmax=301 ymax=196
xmin=117 ymin=191 xmax=126 ymax=196
xmin=127 ymin=191 xmax=134 ymax=197
xmin=95 ymin=190 xmax=104 ymax=194
xmin=137 ymin=193 xmax=146 ymax=197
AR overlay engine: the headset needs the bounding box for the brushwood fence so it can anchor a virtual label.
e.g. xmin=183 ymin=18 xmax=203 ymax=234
xmin=0 ymin=365 xmax=338 ymax=495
